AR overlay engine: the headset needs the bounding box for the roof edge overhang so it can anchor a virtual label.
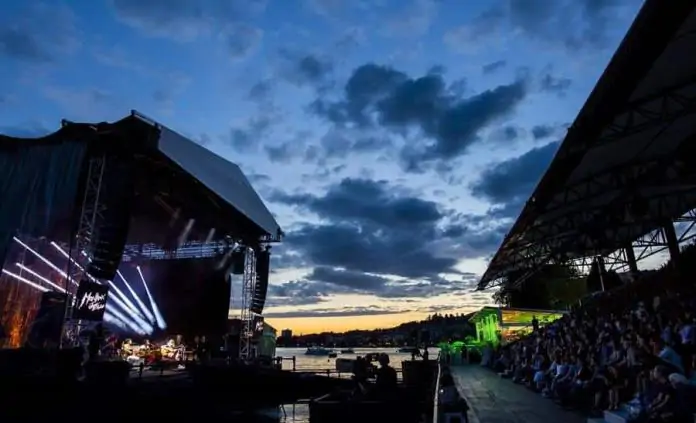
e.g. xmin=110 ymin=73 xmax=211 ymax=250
xmin=478 ymin=0 xmax=696 ymax=289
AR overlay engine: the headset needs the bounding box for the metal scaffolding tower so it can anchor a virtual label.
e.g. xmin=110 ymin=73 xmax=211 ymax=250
xmin=62 ymin=154 xmax=107 ymax=343
xmin=239 ymin=247 xmax=257 ymax=359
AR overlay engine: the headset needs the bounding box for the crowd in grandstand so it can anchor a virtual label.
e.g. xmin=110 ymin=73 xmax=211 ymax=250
xmin=482 ymin=244 xmax=696 ymax=422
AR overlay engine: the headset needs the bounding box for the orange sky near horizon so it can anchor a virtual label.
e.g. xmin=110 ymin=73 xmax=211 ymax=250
xmin=266 ymin=312 xmax=426 ymax=334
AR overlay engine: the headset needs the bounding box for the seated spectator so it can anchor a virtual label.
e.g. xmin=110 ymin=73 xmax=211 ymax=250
xmin=668 ymin=373 xmax=696 ymax=417
xmin=482 ymin=244 xmax=696 ymax=418
xmin=645 ymin=365 xmax=679 ymax=422
xmin=655 ymin=339 xmax=684 ymax=373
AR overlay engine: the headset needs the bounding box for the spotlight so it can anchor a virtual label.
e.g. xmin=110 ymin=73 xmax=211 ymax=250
xmin=13 ymin=238 xmax=151 ymax=335
xmin=2 ymin=269 xmax=50 ymax=292
xmin=106 ymin=280 xmax=146 ymax=321
xmin=51 ymin=242 xmax=100 ymax=284
xmin=15 ymin=263 xmax=68 ymax=293
xmin=13 ymin=237 xmax=77 ymax=286
xmin=107 ymin=292 xmax=154 ymax=334
xmin=117 ymin=269 xmax=155 ymax=323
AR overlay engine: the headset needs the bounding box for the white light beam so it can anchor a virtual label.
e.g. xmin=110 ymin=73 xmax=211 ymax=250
xmin=136 ymin=266 xmax=166 ymax=330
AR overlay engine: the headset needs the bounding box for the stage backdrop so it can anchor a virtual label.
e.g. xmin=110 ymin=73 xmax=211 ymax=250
xmin=143 ymin=257 xmax=231 ymax=340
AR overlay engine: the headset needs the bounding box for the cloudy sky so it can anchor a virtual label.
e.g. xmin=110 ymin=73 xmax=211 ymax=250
xmin=0 ymin=0 xmax=644 ymax=333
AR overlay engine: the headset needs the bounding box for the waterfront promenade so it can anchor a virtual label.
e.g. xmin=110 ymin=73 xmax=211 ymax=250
xmin=451 ymin=365 xmax=584 ymax=423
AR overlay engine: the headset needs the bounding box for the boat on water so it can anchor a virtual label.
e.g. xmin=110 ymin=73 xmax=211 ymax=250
xmin=340 ymin=348 xmax=355 ymax=354
xmin=305 ymin=346 xmax=334 ymax=356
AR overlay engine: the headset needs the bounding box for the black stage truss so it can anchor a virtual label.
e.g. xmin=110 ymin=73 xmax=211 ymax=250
xmin=479 ymin=0 xmax=696 ymax=289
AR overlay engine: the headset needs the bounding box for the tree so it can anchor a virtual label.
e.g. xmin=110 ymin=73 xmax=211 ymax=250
xmin=493 ymin=263 xmax=581 ymax=309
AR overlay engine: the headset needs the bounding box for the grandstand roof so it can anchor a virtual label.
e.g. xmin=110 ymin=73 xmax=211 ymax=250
xmin=478 ymin=0 xmax=696 ymax=289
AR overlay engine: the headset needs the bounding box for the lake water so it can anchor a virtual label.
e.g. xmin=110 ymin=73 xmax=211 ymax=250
xmin=275 ymin=347 xmax=431 ymax=371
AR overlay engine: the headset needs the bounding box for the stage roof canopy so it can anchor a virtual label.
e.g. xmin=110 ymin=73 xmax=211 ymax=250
xmin=478 ymin=0 xmax=696 ymax=289
xmin=0 ymin=111 xmax=282 ymax=246
xmin=156 ymin=124 xmax=280 ymax=238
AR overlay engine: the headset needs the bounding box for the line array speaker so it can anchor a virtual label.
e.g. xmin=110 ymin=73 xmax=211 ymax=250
xmin=250 ymin=249 xmax=270 ymax=315
xmin=86 ymin=157 xmax=136 ymax=280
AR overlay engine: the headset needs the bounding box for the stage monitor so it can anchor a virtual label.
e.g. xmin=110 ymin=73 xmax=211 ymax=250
xmin=73 ymin=280 xmax=109 ymax=321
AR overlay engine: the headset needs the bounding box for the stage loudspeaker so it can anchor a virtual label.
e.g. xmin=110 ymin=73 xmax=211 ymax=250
xmin=25 ymin=292 xmax=67 ymax=348
xmin=86 ymin=157 xmax=136 ymax=280
xmin=231 ymin=250 xmax=245 ymax=275
xmin=250 ymin=249 xmax=270 ymax=314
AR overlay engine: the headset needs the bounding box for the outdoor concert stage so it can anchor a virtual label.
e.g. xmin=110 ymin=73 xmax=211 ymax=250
xmin=0 ymin=110 xmax=282 ymax=348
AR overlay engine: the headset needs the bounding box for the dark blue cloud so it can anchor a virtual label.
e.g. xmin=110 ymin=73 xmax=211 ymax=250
xmin=482 ymin=60 xmax=507 ymax=74
xmin=470 ymin=140 xmax=561 ymax=210
xmin=271 ymin=178 xmax=502 ymax=291
xmin=312 ymin=63 xmax=529 ymax=170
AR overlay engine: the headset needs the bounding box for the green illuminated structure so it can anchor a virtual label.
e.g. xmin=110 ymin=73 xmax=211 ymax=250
xmin=470 ymin=306 xmax=566 ymax=346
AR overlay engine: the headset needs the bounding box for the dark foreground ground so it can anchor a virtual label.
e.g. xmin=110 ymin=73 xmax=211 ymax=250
xmin=0 ymin=364 xmax=351 ymax=422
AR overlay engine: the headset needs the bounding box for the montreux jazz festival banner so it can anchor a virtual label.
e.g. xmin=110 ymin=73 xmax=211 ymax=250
xmin=73 ymin=280 xmax=109 ymax=321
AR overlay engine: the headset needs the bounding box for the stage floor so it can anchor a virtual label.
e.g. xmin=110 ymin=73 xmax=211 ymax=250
xmin=450 ymin=365 xmax=584 ymax=423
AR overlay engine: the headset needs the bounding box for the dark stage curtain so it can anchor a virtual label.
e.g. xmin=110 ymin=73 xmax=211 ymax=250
xmin=0 ymin=139 xmax=87 ymax=271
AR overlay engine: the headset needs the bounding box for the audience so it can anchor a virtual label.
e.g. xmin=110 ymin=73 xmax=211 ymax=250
xmin=482 ymin=243 xmax=696 ymax=422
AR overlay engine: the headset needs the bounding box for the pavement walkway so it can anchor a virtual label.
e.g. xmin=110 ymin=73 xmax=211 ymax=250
xmin=450 ymin=365 xmax=585 ymax=423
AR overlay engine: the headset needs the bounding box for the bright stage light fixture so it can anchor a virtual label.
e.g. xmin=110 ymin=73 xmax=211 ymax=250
xmin=82 ymin=249 xmax=154 ymax=325
xmin=15 ymin=263 xmax=67 ymax=293
xmin=2 ymin=269 xmax=50 ymax=292
xmin=49 ymin=242 xmax=153 ymax=333
xmin=51 ymin=242 xmax=99 ymax=284
xmin=136 ymin=265 xmax=167 ymax=330
xmin=116 ymin=269 xmax=155 ymax=323
xmin=106 ymin=280 xmax=146 ymax=321
xmin=12 ymin=237 xmax=78 ymax=286
xmin=12 ymin=239 xmax=150 ymax=335
xmin=106 ymin=305 xmax=147 ymax=335
xmin=103 ymin=312 xmax=127 ymax=330
xmin=107 ymin=292 xmax=154 ymax=334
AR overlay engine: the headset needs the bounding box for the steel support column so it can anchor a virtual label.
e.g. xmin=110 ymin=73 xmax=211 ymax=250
xmin=239 ymin=247 xmax=256 ymax=360
xmin=624 ymin=245 xmax=639 ymax=273
xmin=663 ymin=221 xmax=681 ymax=261
xmin=62 ymin=155 xmax=107 ymax=346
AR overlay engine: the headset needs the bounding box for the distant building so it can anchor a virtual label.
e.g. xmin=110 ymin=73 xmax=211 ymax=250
xmin=281 ymin=329 xmax=292 ymax=339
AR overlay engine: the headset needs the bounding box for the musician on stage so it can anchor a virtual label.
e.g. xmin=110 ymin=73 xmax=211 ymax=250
xmin=162 ymin=335 xmax=186 ymax=365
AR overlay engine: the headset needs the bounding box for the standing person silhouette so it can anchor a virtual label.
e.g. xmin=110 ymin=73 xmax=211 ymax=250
xmin=375 ymin=354 xmax=398 ymax=399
